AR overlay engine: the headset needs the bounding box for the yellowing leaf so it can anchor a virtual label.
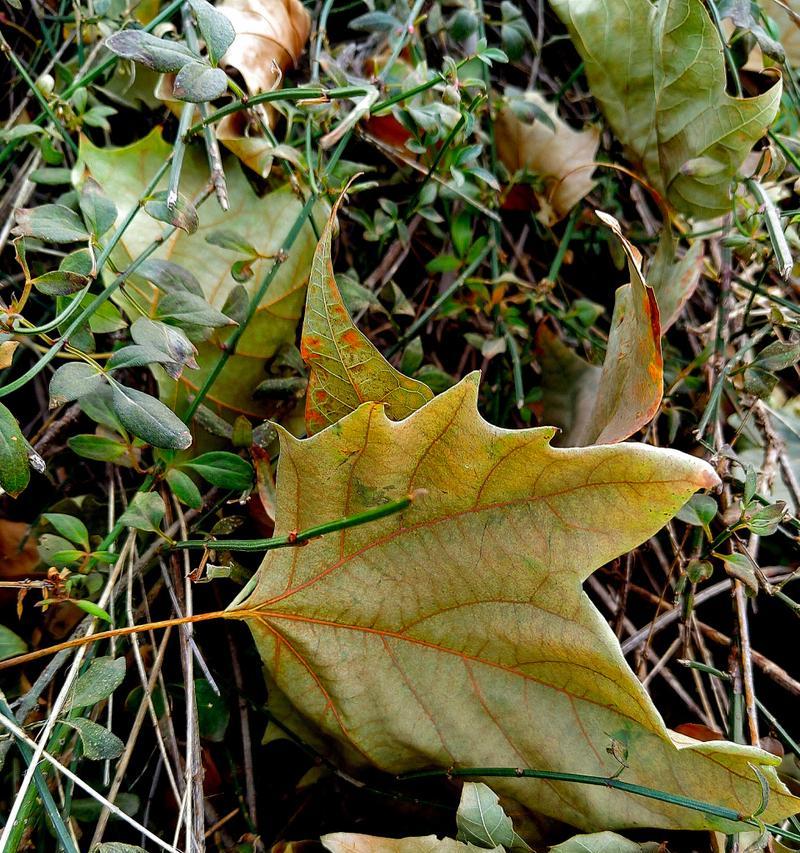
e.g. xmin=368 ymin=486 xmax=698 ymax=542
xmin=538 ymin=213 xmax=662 ymax=446
xmin=232 ymin=373 xmax=798 ymax=832
xmin=301 ymin=198 xmax=433 ymax=434
xmin=322 ymin=833 xmax=501 ymax=853
xmin=79 ymin=129 xmax=321 ymax=420
xmin=495 ymin=94 xmax=599 ymax=224
xmin=550 ymin=0 xmax=782 ymax=218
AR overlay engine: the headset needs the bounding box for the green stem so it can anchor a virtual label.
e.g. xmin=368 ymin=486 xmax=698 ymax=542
xmin=0 ymin=697 xmax=78 ymax=853
xmin=399 ymin=766 xmax=800 ymax=842
xmin=167 ymin=101 xmax=195 ymax=210
xmin=222 ymin=493 xmax=419 ymax=609
xmin=174 ymin=492 xmax=416 ymax=552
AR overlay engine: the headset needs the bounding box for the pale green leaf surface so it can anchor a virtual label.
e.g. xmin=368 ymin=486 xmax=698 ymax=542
xmin=236 ymin=373 xmax=798 ymax=831
xmin=79 ymin=129 xmax=322 ymax=421
xmin=549 ymin=830 xmax=658 ymax=852
xmin=301 ymin=200 xmax=433 ymax=434
xmin=549 ymin=0 xmax=782 ymax=218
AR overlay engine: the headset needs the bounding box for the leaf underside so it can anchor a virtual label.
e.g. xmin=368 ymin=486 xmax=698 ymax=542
xmin=550 ymin=0 xmax=782 ymax=218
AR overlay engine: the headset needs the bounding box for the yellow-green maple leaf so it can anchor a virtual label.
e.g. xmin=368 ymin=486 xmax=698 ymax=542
xmin=232 ymin=373 xmax=799 ymax=832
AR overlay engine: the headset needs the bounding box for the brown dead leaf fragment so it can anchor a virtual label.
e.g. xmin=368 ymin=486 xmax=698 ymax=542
xmin=219 ymin=0 xmax=311 ymax=95
xmin=538 ymin=213 xmax=663 ymax=446
xmin=496 ymin=93 xmax=599 ymax=224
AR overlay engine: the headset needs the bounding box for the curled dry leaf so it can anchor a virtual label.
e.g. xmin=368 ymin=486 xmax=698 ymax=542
xmin=301 ymin=193 xmax=433 ymax=434
xmin=496 ymin=93 xmax=599 ymax=224
xmin=231 ymin=371 xmax=798 ymax=831
xmin=218 ymin=0 xmax=311 ymax=94
xmin=538 ymin=212 xmax=663 ymax=446
xmin=550 ymin=0 xmax=781 ymax=218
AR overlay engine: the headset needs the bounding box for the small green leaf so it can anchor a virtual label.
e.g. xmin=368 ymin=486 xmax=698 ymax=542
xmin=31 ymin=270 xmax=90 ymax=296
xmin=136 ymin=259 xmax=203 ymax=296
xmin=188 ymin=0 xmax=236 ymax=64
xmin=205 ymin=229 xmax=257 ymax=256
xmin=71 ymin=656 xmax=127 ymax=709
xmin=752 ymin=339 xmax=800 ymax=372
xmin=130 ymin=317 xmax=198 ymax=380
xmin=0 ymin=625 xmax=27 ymax=661
xmin=167 ymin=468 xmax=203 ymax=509
xmin=155 ymin=291 xmax=236 ymax=329
xmin=49 ymin=363 xmax=107 ymax=408
xmin=63 ymin=717 xmax=123 ymax=760
xmin=686 ymin=559 xmax=713 ymax=584
xmin=456 ymin=782 xmax=518 ymax=849
xmin=68 ymin=434 xmax=129 ymax=463
xmin=744 ymin=502 xmax=785 ymax=537
xmin=38 ymin=534 xmax=78 ymax=566
xmin=144 ymin=191 xmax=199 ymax=233
xmin=676 ymin=494 xmax=717 ymax=534
xmin=110 ymin=384 xmax=192 ymax=450
xmin=42 ymin=513 xmax=90 ymax=549
xmin=118 ymin=491 xmax=166 ymax=533
xmin=107 ymin=344 xmax=177 ymax=371
xmin=51 ymin=549 xmax=87 ymax=566
xmin=195 ymin=678 xmax=229 ymax=741
xmin=718 ymin=552 xmax=759 ymax=595
xmin=12 ymin=204 xmax=90 ymax=243
xmin=0 ymin=402 xmax=30 ymax=497
xmin=173 ymin=62 xmax=228 ymax=102
xmin=183 ymin=451 xmax=253 ymax=490
xmin=0 ymin=123 xmax=45 ymax=143
xmin=79 ymin=178 xmax=118 ymax=238
xmin=105 ymin=29 xmax=197 ymax=72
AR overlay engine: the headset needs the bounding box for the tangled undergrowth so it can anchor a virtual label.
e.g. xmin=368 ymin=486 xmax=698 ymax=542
xmin=1 ymin=0 xmax=800 ymax=850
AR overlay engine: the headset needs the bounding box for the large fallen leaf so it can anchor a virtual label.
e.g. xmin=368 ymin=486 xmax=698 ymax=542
xmin=231 ymin=373 xmax=799 ymax=832
xmin=301 ymin=197 xmax=433 ymax=434
xmin=79 ymin=129 xmax=321 ymax=421
xmin=495 ymin=93 xmax=599 ymax=225
xmin=550 ymin=0 xmax=782 ymax=219
xmin=537 ymin=213 xmax=662 ymax=446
